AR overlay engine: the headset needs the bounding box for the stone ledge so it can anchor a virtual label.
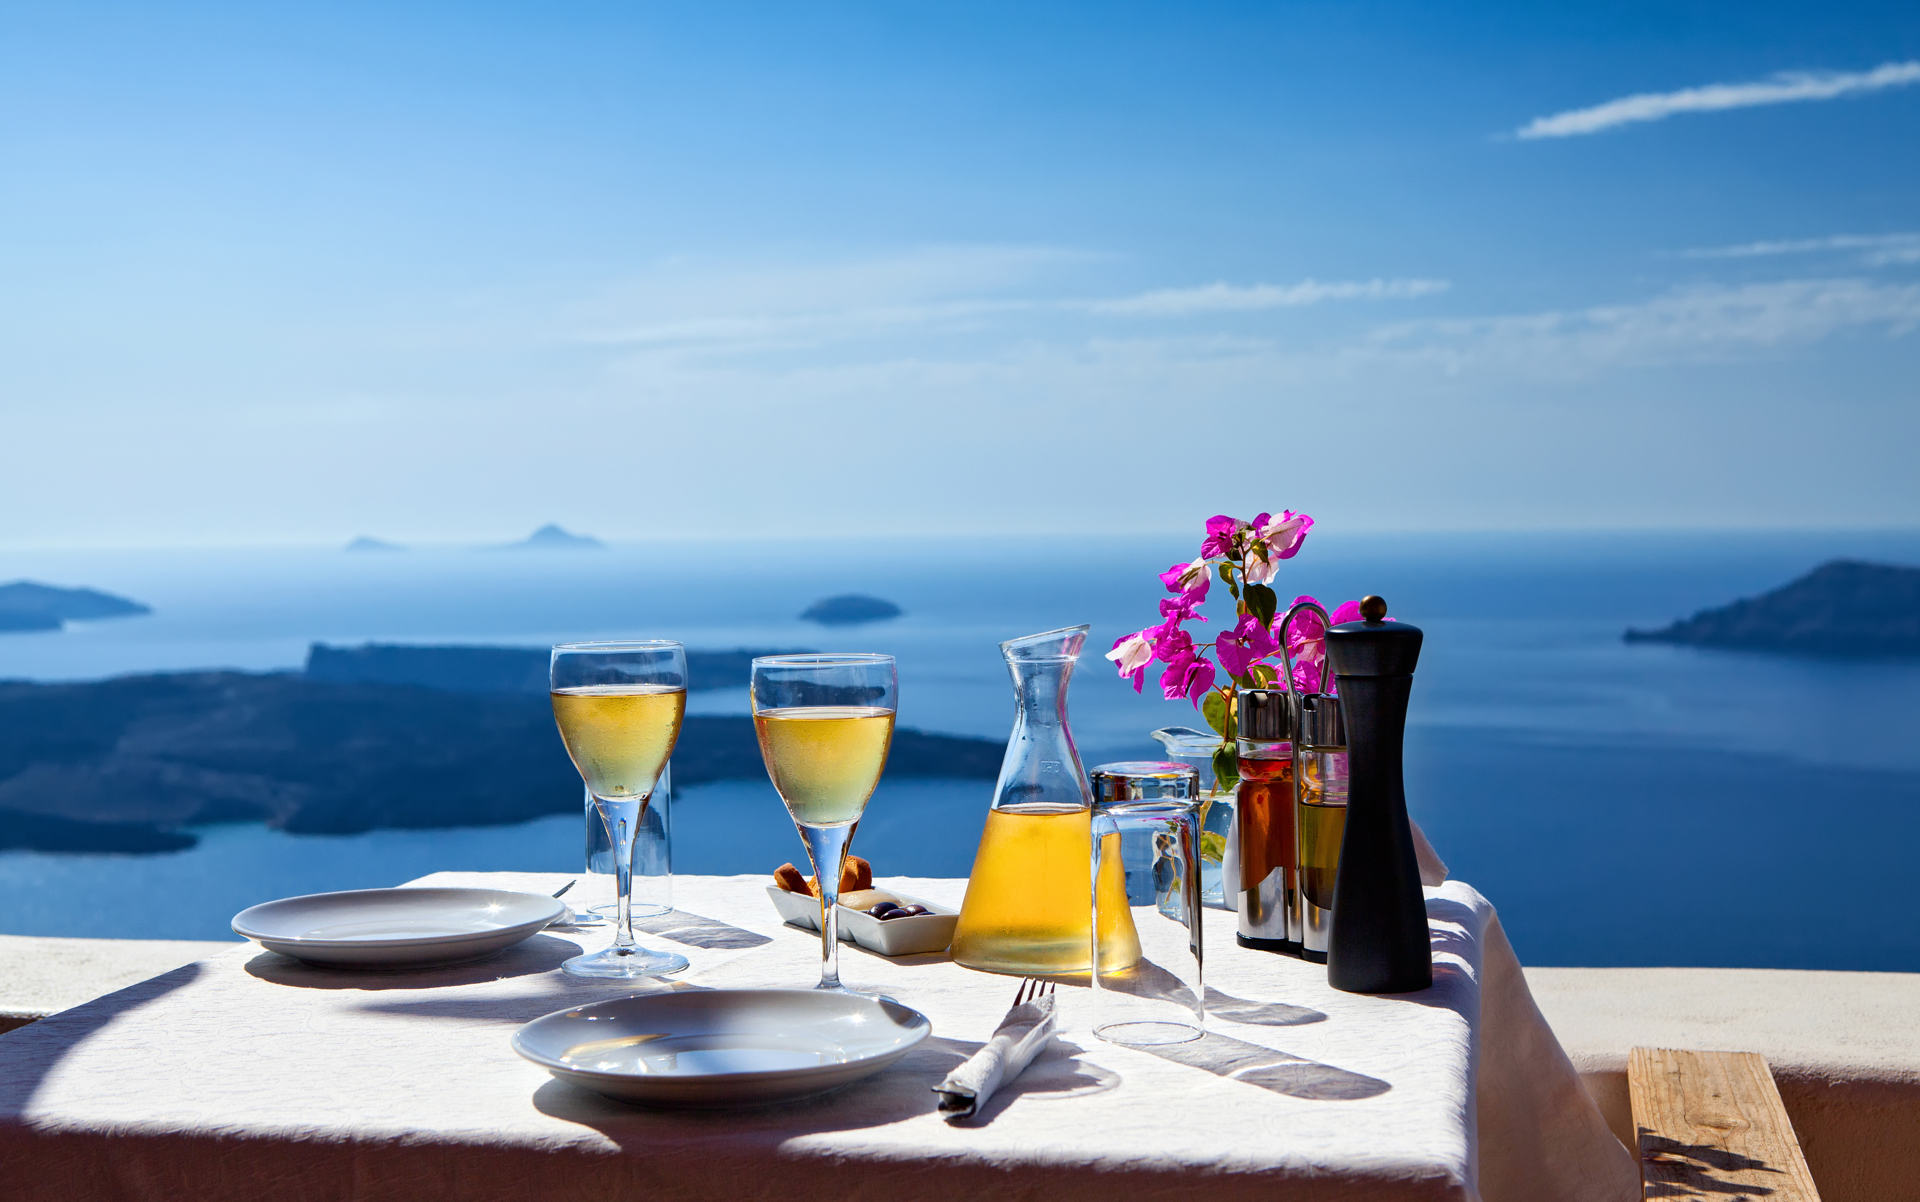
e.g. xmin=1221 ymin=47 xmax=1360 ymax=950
xmin=1526 ymin=966 xmax=1920 ymax=1202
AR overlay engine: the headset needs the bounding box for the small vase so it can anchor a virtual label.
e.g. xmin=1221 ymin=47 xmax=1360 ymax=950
xmin=1151 ymin=726 xmax=1238 ymax=912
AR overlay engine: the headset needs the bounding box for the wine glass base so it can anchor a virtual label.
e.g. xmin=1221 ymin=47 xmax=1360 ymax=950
xmin=562 ymin=945 xmax=689 ymax=979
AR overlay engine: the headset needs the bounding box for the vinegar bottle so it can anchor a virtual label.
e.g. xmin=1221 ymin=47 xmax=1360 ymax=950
xmin=1234 ymin=687 xmax=1299 ymax=954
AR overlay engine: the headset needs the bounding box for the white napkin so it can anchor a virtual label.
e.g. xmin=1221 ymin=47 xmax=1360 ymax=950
xmin=934 ymin=993 xmax=1058 ymax=1122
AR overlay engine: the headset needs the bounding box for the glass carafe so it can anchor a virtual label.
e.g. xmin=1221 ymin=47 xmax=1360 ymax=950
xmin=950 ymin=626 xmax=1141 ymax=975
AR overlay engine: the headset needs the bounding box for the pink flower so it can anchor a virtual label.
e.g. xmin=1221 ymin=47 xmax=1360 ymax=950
xmin=1257 ymin=510 xmax=1313 ymax=561
xmin=1243 ymin=540 xmax=1279 ymax=585
xmin=1277 ymin=596 xmax=1369 ymax=694
xmin=1152 ymin=623 xmax=1196 ymax=664
xmin=1329 ymin=598 xmax=1366 ymax=624
xmin=1159 ymin=594 xmax=1207 ymax=624
xmin=1158 ymin=557 xmax=1211 ymax=602
xmin=1215 ymin=612 xmax=1280 ymax=679
xmin=1105 ymin=629 xmax=1156 ymax=693
xmin=1281 ymin=596 xmax=1328 ymax=667
xmin=1159 ymin=651 xmax=1217 ymax=704
xmin=1199 ymin=516 xmax=1245 ymax=559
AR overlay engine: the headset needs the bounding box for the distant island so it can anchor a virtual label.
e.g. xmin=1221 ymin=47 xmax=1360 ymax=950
xmin=501 ymin=523 xmax=603 ymax=551
xmin=0 ymin=645 xmax=1000 ymax=852
xmin=1625 ymin=559 xmax=1920 ymax=656
xmin=801 ymin=594 xmax=903 ymax=625
xmin=0 ymin=581 xmax=151 ymax=634
xmin=344 ymin=536 xmax=405 ymax=553
xmin=305 ymin=642 xmax=805 ymax=694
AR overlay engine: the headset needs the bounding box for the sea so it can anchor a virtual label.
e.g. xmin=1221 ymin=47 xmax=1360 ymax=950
xmin=3 ymin=529 xmax=1918 ymax=971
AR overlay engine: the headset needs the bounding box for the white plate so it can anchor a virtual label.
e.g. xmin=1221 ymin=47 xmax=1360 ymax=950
xmin=513 ymin=988 xmax=933 ymax=1107
xmin=767 ymin=886 xmax=958 ymax=957
xmin=231 ymin=887 xmax=565 ymax=968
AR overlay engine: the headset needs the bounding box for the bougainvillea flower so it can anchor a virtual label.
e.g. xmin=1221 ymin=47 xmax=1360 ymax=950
xmin=1158 ymin=557 xmax=1211 ymax=601
xmin=1257 ymin=510 xmax=1314 ymax=561
xmin=1277 ymin=597 xmax=1371 ymax=694
xmin=1242 ymin=540 xmax=1279 ymax=585
xmin=1105 ymin=628 xmax=1156 ymax=692
xmin=1159 ymin=651 xmax=1217 ymax=704
xmin=1199 ymin=515 xmax=1246 ymax=559
xmin=1152 ymin=624 xmax=1195 ymax=664
xmin=1215 ymin=612 xmax=1280 ymax=679
xmin=1159 ymin=594 xmax=1207 ymax=624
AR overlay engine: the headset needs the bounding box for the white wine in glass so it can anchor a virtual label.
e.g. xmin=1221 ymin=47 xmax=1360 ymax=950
xmin=751 ymin=656 xmax=896 ymax=992
xmin=551 ymin=641 xmax=689 ymax=980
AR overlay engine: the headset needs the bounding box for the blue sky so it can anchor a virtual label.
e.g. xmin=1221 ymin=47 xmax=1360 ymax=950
xmin=3 ymin=1 xmax=1917 ymax=546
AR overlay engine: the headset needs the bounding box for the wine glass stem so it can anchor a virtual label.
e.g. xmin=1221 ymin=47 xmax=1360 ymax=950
xmin=799 ymin=821 xmax=854 ymax=990
xmin=595 ymin=794 xmax=645 ymax=952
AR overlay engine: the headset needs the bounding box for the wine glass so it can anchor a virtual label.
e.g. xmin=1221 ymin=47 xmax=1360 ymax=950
xmin=751 ymin=653 xmax=896 ymax=992
xmin=550 ymin=640 xmax=690 ymax=979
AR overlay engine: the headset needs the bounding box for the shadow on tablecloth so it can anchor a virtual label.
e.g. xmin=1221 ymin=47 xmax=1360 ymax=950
xmin=242 ymin=932 xmax=584 ymax=990
xmin=1142 ymin=1031 xmax=1391 ymax=1101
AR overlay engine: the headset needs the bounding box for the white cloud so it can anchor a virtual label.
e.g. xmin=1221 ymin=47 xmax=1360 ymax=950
xmin=1680 ymin=232 xmax=1920 ymax=268
xmin=574 ymin=252 xmax=1451 ymax=354
xmin=1366 ymin=277 xmax=1920 ymax=374
xmin=1515 ymin=60 xmax=1920 ymax=139
xmin=1083 ymin=277 xmax=1450 ymax=316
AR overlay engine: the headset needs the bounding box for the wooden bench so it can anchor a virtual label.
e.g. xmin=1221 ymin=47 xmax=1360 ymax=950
xmin=1628 ymin=1047 xmax=1821 ymax=1201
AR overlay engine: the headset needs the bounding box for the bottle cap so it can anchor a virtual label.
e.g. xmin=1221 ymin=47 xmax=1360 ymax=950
xmin=1235 ymin=687 xmax=1294 ymax=743
xmin=1297 ymin=693 xmax=1346 ymax=749
xmin=1326 ymin=595 xmax=1424 ymax=679
xmin=1089 ymin=761 xmax=1201 ymax=805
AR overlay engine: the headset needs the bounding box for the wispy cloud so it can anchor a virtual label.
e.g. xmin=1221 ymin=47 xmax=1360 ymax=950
xmin=1084 ymin=277 xmax=1449 ymax=316
xmin=1514 ymin=60 xmax=1920 ymax=139
xmin=1679 ymin=232 xmax=1920 ymax=267
xmin=1367 ymin=277 xmax=1920 ymax=374
xmin=573 ymin=250 xmax=1450 ymax=354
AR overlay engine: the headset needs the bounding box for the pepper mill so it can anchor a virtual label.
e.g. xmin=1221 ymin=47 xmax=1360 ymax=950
xmin=1325 ymin=595 xmax=1432 ymax=994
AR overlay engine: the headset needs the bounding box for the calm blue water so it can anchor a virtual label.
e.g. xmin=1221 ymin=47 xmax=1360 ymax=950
xmin=3 ymin=530 xmax=1918 ymax=969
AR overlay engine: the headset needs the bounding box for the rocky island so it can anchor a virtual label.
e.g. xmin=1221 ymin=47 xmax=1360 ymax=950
xmin=1625 ymin=559 xmax=1920 ymax=656
xmin=0 ymin=581 xmax=151 ymax=634
xmin=0 ymin=643 xmax=1001 ymax=853
xmin=501 ymin=523 xmax=603 ymax=550
xmin=801 ymin=594 xmax=903 ymax=625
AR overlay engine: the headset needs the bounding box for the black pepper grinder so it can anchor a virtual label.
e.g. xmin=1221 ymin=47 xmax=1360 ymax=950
xmin=1325 ymin=595 xmax=1432 ymax=994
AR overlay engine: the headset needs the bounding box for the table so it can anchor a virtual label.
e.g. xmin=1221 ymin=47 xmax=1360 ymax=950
xmin=0 ymin=873 xmax=1636 ymax=1202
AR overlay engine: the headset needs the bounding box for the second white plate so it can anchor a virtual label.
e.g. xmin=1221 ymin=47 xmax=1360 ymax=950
xmin=232 ymin=886 xmax=565 ymax=968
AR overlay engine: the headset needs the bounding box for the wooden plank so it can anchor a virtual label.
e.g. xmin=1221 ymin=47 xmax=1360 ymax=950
xmin=1628 ymin=1047 xmax=1821 ymax=1201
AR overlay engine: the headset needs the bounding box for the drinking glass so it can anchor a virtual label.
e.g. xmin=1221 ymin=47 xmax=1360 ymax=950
xmin=1090 ymin=797 xmax=1205 ymax=1045
xmin=550 ymin=640 xmax=690 ymax=979
xmin=751 ymin=653 xmax=896 ymax=992
xmin=585 ymin=765 xmax=672 ymax=922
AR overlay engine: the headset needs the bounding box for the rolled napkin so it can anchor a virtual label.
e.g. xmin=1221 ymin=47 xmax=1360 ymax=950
xmin=933 ymin=992 xmax=1057 ymax=1122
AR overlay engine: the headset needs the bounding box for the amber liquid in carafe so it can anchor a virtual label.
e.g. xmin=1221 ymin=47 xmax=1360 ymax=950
xmin=949 ymin=802 xmax=1141 ymax=975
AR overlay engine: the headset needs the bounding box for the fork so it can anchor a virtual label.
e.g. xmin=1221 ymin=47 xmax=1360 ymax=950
xmin=1013 ymin=977 xmax=1057 ymax=1008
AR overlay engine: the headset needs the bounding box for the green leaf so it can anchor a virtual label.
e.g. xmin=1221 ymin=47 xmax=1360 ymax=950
xmin=1245 ymin=583 xmax=1278 ymax=626
xmin=1198 ymin=831 xmax=1228 ymax=865
xmin=1249 ymin=662 xmax=1278 ymax=687
xmin=1211 ymin=744 xmax=1240 ymax=792
xmin=1217 ymin=561 xmax=1234 ymax=585
xmin=1201 ymin=689 xmax=1230 ymax=737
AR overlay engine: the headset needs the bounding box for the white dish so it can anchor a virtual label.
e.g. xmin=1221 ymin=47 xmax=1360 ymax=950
xmin=766 ymin=886 xmax=957 ymax=956
xmin=231 ymin=887 xmax=565 ymax=968
xmin=513 ymin=988 xmax=932 ymax=1107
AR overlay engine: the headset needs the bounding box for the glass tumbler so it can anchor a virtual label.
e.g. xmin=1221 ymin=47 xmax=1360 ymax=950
xmin=1090 ymin=795 xmax=1205 ymax=1046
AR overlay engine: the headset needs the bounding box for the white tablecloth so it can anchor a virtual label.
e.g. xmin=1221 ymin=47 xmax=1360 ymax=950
xmin=0 ymin=873 xmax=1635 ymax=1201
